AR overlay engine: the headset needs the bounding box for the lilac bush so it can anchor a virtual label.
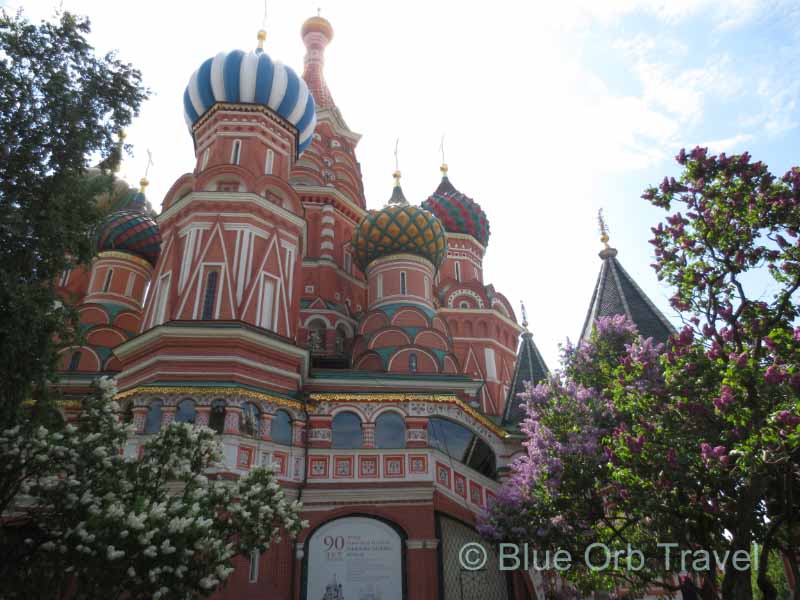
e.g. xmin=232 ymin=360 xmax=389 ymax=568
xmin=482 ymin=148 xmax=800 ymax=600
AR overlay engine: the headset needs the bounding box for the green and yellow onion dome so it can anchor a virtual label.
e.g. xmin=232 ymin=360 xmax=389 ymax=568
xmin=421 ymin=165 xmax=490 ymax=246
xmin=352 ymin=172 xmax=447 ymax=273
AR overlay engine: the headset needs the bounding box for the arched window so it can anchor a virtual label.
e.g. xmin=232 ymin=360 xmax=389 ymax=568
xmin=271 ymin=409 xmax=292 ymax=445
xmin=454 ymin=261 xmax=461 ymax=282
xmin=400 ymin=271 xmax=407 ymax=295
xmin=209 ymin=399 xmax=226 ymax=434
xmin=175 ymin=399 xmax=196 ymax=424
xmin=428 ymin=417 xmax=497 ymax=478
xmin=307 ymin=319 xmax=327 ymax=353
xmin=331 ymin=411 xmax=362 ymax=449
xmin=144 ymin=400 xmax=162 ymax=434
xmin=409 ymin=352 xmax=418 ymax=374
xmin=375 ymin=412 xmax=406 ymax=449
xmin=201 ymin=147 xmax=210 ymax=170
xmin=241 ymin=402 xmax=261 ymax=438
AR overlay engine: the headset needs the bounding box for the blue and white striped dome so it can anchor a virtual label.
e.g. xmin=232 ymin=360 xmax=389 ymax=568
xmin=183 ymin=49 xmax=317 ymax=155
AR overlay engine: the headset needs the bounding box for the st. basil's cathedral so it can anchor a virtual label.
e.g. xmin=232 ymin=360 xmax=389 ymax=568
xmin=53 ymin=13 xmax=675 ymax=600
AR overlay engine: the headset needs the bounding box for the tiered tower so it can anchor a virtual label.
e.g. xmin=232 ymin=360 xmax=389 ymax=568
xmin=422 ymin=165 xmax=522 ymax=414
xmin=114 ymin=32 xmax=316 ymax=397
xmin=56 ymin=176 xmax=161 ymax=396
xmin=350 ymin=171 xmax=457 ymax=374
xmin=291 ymin=15 xmax=367 ymax=368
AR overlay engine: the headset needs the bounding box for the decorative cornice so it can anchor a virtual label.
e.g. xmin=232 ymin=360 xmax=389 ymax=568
xmin=158 ymin=191 xmax=307 ymax=232
xmin=307 ymin=393 xmax=508 ymax=438
xmin=366 ymin=252 xmax=436 ymax=273
xmin=438 ymin=308 xmax=523 ymax=332
xmin=116 ymin=385 xmax=303 ymax=410
xmin=192 ymin=102 xmax=297 ymax=150
xmin=94 ymin=251 xmax=153 ymax=271
xmin=112 ymin=323 xmax=310 ymax=380
xmin=294 ymin=184 xmax=366 ymax=221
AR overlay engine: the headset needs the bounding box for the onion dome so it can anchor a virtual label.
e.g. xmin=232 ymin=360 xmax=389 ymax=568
xmin=182 ymin=35 xmax=317 ymax=155
xmin=301 ymin=15 xmax=333 ymax=40
xmin=96 ymin=179 xmax=161 ymax=267
xmin=421 ymin=165 xmax=490 ymax=246
xmin=352 ymin=172 xmax=447 ymax=272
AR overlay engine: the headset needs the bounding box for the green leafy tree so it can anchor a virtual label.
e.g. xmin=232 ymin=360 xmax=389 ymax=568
xmin=0 ymin=9 xmax=147 ymax=422
xmin=0 ymin=377 xmax=307 ymax=599
xmin=481 ymin=148 xmax=800 ymax=600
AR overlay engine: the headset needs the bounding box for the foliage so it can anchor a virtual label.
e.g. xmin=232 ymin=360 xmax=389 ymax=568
xmin=0 ymin=378 xmax=307 ymax=599
xmin=0 ymin=9 xmax=147 ymax=421
xmin=480 ymin=148 xmax=800 ymax=600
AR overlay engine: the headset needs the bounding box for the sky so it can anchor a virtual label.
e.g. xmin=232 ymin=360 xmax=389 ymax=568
xmin=5 ymin=0 xmax=800 ymax=368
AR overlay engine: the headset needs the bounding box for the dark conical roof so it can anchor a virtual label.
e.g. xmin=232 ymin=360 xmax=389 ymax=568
xmin=580 ymin=247 xmax=675 ymax=345
xmin=502 ymin=330 xmax=549 ymax=427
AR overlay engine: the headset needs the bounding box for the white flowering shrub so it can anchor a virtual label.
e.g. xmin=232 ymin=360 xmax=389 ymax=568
xmin=0 ymin=377 xmax=307 ymax=599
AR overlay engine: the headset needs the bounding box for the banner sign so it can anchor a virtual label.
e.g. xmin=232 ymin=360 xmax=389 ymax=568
xmin=307 ymin=516 xmax=403 ymax=600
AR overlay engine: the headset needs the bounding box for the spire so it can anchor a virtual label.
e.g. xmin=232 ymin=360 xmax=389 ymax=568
xmin=580 ymin=213 xmax=675 ymax=345
xmin=388 ymin=139 xmax=408 ymax=206
xmin=301 ymin=12 xmax=335 ymax=109
xmin=257 ymin=0 xmax=267 ymax=50
xmin=502 ymin=314 xmax=549 ymax=427
xmin=597 ymin=208 xmax=617 ymax=259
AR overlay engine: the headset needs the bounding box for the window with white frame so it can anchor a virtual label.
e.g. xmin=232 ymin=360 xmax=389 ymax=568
xmin=484 ymin=347 xmax=497 ymax=380
xmin=424 ymin=275 xmax=430 ymax=299
xmin=154 ymin=273 xmax=171 ymax=325
xmin=249 ymin=549 xmax=259 ymax=582
xmin=343 ymin=251 xmax=352 ymax=275
xmin=259 ymin=275 xmax=276 ymax=330
xmin=102 ymin=268 xmax=114 ymax=293
xmin=454 ymin=261 xmax=461 ymax=282
xmin=230 ymin=139 xmax=242 ymax=165
xmin=400 ymin=271 xmax=407 ymax=295
xmin=376 ymin=273 xmax=383 ymax=299
xmin=264 ymin=149 xmax=274 ymax=175
xmin=200 ymin=269 xmax=220 ymax=320
xmin=201 ymin=147 xmax=210 ymax=170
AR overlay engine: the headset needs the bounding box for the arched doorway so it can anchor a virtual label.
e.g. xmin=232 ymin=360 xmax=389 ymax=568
xmin=304 ymin=515 xmax=406 ymax=599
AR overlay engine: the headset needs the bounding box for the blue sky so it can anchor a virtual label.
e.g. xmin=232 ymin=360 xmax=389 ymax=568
xmin=6 ymin=0 xmax=800 ymax=368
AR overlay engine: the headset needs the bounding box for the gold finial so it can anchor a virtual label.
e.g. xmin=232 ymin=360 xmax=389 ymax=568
xmin=521 ymin=301 xmax=529 ymax=331
xmin=139 ymin=149 xmax=154 ymax=192
xmin=118 ymin=130 xmax=127 ymax=142
xmin=393 ymin=170 xmax=401 ymax=186
xmin=439 ymin=134 xmax=448 ymax=175
xmin=598 ymin=209 xmax=610 ymax=249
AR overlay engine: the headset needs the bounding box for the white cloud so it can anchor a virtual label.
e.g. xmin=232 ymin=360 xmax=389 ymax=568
xmin=698 ymin=133 xmax=754 ymax=153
